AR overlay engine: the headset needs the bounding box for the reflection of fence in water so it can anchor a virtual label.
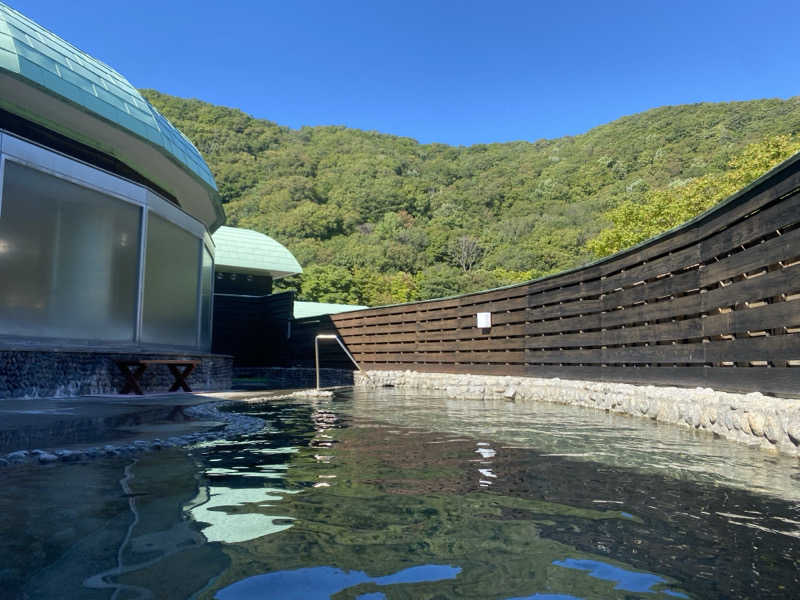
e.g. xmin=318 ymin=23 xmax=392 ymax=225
xmin=296 ymin=154 xmax=800 ymax=397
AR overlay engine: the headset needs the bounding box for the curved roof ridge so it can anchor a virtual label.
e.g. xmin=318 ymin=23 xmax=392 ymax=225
xmin=0 ymin=2 xmax=223 ymax=229
xmin=212 ymin=226 xmax=302 ymax=279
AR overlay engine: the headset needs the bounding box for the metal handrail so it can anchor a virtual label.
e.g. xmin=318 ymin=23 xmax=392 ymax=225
xmin=315 ymin=334 xmax=361 ymax=390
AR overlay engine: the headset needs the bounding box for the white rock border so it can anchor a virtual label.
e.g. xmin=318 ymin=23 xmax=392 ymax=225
xmin=356 ymin=370 xmax=800 ymax=456
xmin=0 ymin=401 xmax=265 ymax=468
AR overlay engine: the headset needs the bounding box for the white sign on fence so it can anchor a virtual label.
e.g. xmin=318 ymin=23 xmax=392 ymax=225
xmin=476 ymin=312 xmax=492 ymax=328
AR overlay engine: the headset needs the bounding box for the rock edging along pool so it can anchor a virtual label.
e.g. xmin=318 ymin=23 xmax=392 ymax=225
xmin=355 ymin=370 xmax=800 ymax=456
xmin=0 ymin=401 xmax=264 ymax=468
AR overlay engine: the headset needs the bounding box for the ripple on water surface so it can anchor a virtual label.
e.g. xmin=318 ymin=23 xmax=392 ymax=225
xmin=0 ymin=389 xmax=799 ymax=599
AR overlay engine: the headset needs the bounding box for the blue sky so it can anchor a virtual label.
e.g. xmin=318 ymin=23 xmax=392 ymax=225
xmin=8 ymin=0 xmax=799 ymax=146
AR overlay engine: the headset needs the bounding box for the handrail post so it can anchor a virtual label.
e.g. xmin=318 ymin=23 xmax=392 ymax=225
xmin=315 ymin=334 xmax=360 ymax=391
xmin=315 ymin=335 xmax=321 ymax=390
xmin=335 ymin=337 xmax=361 ymax=372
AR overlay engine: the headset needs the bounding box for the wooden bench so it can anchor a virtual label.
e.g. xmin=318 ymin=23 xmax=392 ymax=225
xmin=115 ymin=359 xmax=201 ymax=395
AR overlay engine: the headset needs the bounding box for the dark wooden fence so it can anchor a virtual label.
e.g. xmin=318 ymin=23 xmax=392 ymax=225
xmin=212 ymin=291 xmax=294 ymax=366
xmin=294 ymin=153 xmax=800 ymax=396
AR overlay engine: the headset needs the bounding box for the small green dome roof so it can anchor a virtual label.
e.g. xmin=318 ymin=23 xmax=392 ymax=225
xmin=212 ymin=226 xmax=302 ymax=279
xmin=0 ymin=3 xmax=224 ymax=230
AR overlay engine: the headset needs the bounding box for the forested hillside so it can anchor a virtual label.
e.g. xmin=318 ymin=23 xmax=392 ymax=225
xmin=142 ymin=90 xmax=800 ymax=305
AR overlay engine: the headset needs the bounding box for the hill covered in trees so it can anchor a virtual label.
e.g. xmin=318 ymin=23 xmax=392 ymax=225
xmin=142 ymin=90 xmax=800 ymax=305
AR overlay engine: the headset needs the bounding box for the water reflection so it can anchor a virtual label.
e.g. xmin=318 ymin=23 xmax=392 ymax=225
xmin=346 ymin=388 xmax=800 ymax=501
xmin=184 ymin=404 xmax=319 ymax=545
xmin=186 ymin=482 xmax=295 ymax=543
xmin=216 ymin=564 xmax=462 ymax=599
xmin=1 ymin=392 xmax=799 ymax=599
xmin=205 ymin=395 xmax=797 ymax=599
xmin=83 ymin=451 xmax=231 ymax=600
xmin=553 ymin=558 xmax=688 ymax=597
xmin=506 ymin=595 xmax=581 ymax=600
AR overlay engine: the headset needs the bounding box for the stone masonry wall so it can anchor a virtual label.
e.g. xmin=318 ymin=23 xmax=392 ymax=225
xmin=355 ymin=370 xmax=800 ymax=457
xmin=0 ymin=351 xmax=232 ymax=399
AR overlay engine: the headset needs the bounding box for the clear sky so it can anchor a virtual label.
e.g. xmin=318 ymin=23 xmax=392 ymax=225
xmin=7 ymin=0 xmax=799 ymax=146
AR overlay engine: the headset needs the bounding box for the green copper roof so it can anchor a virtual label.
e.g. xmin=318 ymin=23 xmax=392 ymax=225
xmin=0 ymin=3 xmax=223 ymax=229
xmin=293 ymin=301 xmax=368 ymax=319
xmin=212 ymin=226 xmax=302 ymax=279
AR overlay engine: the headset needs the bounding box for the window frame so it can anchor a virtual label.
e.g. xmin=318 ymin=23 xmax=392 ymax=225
xmin=0 ymin=130 xmax=213 ymax=349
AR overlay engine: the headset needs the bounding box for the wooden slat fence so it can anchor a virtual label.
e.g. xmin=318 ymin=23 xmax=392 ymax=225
xmin=293 ymin=154 xmax=800 ymax=396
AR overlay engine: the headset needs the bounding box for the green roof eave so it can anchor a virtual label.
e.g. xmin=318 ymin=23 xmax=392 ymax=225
xmin=212 ymin=226 xmax=302 ymax=278
xmin=0 ymin=76 xmax=225 ymax=231
xmin=0 ymin=3 xmax=224 ymax=230
xmin=293 ymin=301 xmax=368 ymax=319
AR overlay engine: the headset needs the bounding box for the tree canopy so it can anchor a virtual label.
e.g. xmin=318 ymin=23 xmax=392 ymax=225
xmin=142 ymin=90 xmax=800 ymax=304
xmin=587 ymin=134 xmax=800 ymax=256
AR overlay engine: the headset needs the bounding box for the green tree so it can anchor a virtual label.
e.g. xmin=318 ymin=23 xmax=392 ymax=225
xmin=142 ymin=90 xmax=800 ymax=302
xmin=414 ymin=265 xmax=464 ymax=300
xmin=299 ymin=265 xmax=359 ymax=304
xmin=587 ymin=135 xmax=800 ymax=257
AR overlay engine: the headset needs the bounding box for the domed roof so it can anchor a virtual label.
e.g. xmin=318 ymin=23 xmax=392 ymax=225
xmin=212 ymin=226 xmax=302 ymax=279
xmin=0 ymin=3 xmax=224 ymax=230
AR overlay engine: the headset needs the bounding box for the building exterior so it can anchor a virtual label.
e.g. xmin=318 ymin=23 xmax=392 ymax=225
xmin=210 ymin=226 xmax=301 ymax=366
xmin=210 ymin=226 xmax=368 ymax=369
xmin=0 ymin=3 xmax=229 ymax=396
xmin=212 ymin=225 xmax=302 ymax=296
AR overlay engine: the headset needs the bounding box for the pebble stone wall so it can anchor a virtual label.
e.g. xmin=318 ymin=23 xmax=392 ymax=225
xmin=356 ymin=370 xmax=800 ymax=456
xmin=0 ymin=350 xmax=232 ymax=399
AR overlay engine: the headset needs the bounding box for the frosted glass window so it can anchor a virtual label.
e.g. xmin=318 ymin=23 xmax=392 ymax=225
xmin=200 ymin=247 xmax=214 ymax=349
xmin=141 ymin=213 xmax=200 ymax=346
xmin=0 ymin=161 xmax=140 ymax=341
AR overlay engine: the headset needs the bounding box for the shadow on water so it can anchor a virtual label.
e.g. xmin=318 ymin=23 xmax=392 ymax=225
xmin=0 ymin=390 xmax=799 ymax=599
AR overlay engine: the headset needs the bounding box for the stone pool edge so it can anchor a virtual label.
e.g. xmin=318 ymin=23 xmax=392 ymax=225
xmin=0 ymin=401 xmax=265 ymax=468
xmin=355 ymin=370 xmax=800 ymax=457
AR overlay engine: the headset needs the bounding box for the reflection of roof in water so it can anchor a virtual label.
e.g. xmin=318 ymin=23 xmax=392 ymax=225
xmin=186 ymin=473 xmax=296 ymax=544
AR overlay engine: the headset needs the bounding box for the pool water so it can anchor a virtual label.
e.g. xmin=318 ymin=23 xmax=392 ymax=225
xmin=1 ymin=388 xmax=799 ymax=599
